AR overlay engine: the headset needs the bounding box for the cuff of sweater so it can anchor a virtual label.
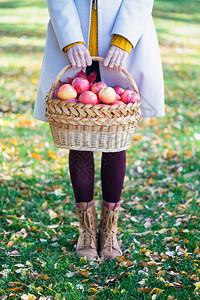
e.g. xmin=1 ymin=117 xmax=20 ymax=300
xmin=110 ymin=35 xmax=133 ymax=53
xmin=63 ymin=41 xmax=85 ymax=53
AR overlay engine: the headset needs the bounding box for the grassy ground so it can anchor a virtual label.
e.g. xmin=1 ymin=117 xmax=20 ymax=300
xmin=0 ymin=0 xmax=200 ymax=299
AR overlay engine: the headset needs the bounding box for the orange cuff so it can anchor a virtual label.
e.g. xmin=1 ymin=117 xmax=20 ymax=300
xmin=63 ymin=42 xmax=85 ymax=53
xmin=110 ymin=34 xmax=133 ymax=53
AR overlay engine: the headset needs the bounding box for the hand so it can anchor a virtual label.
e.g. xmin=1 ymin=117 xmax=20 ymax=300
xmin=104 ymin=45 xmax=128 ymax=72
xmin=67 ymin=44 xmax=92 ymax=69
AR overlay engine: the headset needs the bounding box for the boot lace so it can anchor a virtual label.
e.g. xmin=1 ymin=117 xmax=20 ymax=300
xmin=104 ymin=211 xmax=117 ymax=252
xmin=82 ymin=210 xmax=96 ymax=247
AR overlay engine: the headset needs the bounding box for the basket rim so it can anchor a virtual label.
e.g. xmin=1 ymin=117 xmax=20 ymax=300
xmin=48 ymin=56 xmax=139 ymax=99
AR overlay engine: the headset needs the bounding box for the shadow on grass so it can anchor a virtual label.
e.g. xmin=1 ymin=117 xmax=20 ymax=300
xmin=153 ymin=0 xmax=200 ymax=24
xmin=1 ymin=44 xmax=45 ymax=54
xmin=0 ymin=23 xmax=47 ymax=38
xmin=1 ymin=0 xmax=46 ymax=9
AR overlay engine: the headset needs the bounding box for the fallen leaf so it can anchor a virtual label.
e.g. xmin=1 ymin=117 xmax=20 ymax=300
xmin=150 ymin=288 xmax=164 ymax=294
xmin=7 ymin=240 xmax=15 ymax=247
xmin=7 ymin=287 xmax=24 ymax=292
xmin=48 ymin=209 xmax=58 ymax=220
xmin=9 ymin=250 xmax=20 ymax=256
xmin=194 ymin=282 xmax=200 ymax=292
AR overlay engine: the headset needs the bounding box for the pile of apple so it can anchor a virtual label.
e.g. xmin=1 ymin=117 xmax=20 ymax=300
xmin=52 ymin=70 xmax=140 ymax=106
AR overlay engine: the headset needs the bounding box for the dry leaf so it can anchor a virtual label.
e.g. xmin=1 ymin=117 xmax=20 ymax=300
xmin=194 ymin=282 xmax=200 ymax=292
xmin=41 ymin=201 xmax=48 ymax=210
xmin=150 ymin=288 xmax=164 ymax=294
xmin=7 ymin=240 xmax=14 ymax=247
xmin=48 ymin=209 xmax=58 ymax=220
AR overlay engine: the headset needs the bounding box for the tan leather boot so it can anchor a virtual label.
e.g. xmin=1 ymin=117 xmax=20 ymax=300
xmin=75 ymin=200 xmax=98 ymax=261
xmin=98 ymin=200 xmax=122 ymax=260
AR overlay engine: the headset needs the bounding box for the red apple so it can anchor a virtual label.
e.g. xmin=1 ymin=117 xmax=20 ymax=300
xmin=127 ymin=93 xmax=140 ymax=104
xmin=115 ymin=94 xmax=121 ymax=101
xmin=121 ymin=89 xmax=136 ymax=104
xmin=58 ymin=84 xmax=77 ymax=100
xmin=72 ymin=77 xmax=90 ymax=94
xmin=52 ymin=90 xmax=59 ymax=99
xmin=98 ymin=87 xmax=116 ymax=104
xmin=113 ymin=86 xmax=125 ymax=96
xmin=90 ymin=81 xmax=107 ymax=95
xmin=79 ymin=91 xmax=98 ymax=105
xmin=64 ymin=99 xmax=79 ymax=103
xmin=110 ymin=100 xmax=124 ymax=105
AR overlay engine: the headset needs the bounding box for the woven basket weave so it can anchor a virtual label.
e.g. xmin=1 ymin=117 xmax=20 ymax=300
xmin=45 ymin=56 xmax=141 ymax=152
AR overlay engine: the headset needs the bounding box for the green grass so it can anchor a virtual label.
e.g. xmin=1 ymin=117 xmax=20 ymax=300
xmin=0 ymin=0 xmax=200 ymax=299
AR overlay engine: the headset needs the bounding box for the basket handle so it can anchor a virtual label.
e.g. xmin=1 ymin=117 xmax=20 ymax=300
xmin=49 ymin=56 xmax=138 ymax=98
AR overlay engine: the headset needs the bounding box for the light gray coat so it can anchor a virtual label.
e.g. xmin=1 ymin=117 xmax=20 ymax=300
xmin=34 ymin=0 xmax=165 ymax=121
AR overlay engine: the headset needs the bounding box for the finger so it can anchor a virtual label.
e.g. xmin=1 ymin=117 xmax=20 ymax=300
xmin=113 ymin=52 xmax=123 ymax=70
xmin=107 ymin=47 xmax=119 ymax=68
xmin=85 ymin=51 xmax=92 ymax=66
xmin=118 ymin=52 xmax=128 ymax=72
xmin=78 ymin=51 xmax=86 ymax=68
xmin=108 ymin=54 xmax=118 ymax=69
xmin=104 ymin=48 xmax=114 ymax=67
xmin=73 ymin=50 xmax=82 ymax=68
xmin=67 ymin=51 xmax=76 ymax=68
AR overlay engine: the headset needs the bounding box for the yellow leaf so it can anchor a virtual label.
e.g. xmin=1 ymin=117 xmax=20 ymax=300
xmin=139 ymin=248 xmax=147 ymax=253
xmin=165 ymin=283 xmax=174 ymax=287
xmin=32 ymin=153 xmax=40 ymax=159
xmin=186 ymin=150 xmax=192 ymax=157
xmin=7 ymin=287 xmax=24 ymax=292
xmin=55 ymin=293 xmax=62 ymax=300
xmin=180 ymin=271 xmax=188 ymax=276
xmin=115 ymin=256 xmax=125 ymax=262
xmin=81 ymin=279 xmax=90 ymax=283
xmin=79 ymin=269 xmax=90 ymax=278
xmin=36 ymin=273 xmax=49 ymax=280
xmin=7 ymin=241 xmax=15 ymax=247
xmin=134 ymin=133 xmax=142 ymax=140
xmin=113 ymin=288 xmax=119 ymax=294
xmin=41 ymin=201 xmax=48 ymax=210
xmin=147 ymin=260 xmax=157 ymax=266
xmin=136 ymin=204 xmax=143 ymax=210
xmin=194 ymin=246 xmax=200 ymax=254
xmin=31 ymin=78 xmax=38 ymax=84
xmin=150 ymin=288 xmax=164 ymax=294
xmin=157 ymin=270 xmax=166 ymax=276
xmin=80 ymin=256 xmax=87 ymax=263
xmin=33 ymin=148 xmax=40 ymax=153
xmin=60 ymin=158 xmax=67 ymax=163
xmin=138 ymin=287 xmax=152 ymax=293
xmin=48 ymin=209 xmax=58 ymax=220
xmin=148 ymin=178 xmax=154 ymax=185
xmin=157 ymin=228 xmax=168 ymax=234
xmin=194 ymin=282 xmax=200 ymax=292
xmin=179 ymin=204 xmax=187 ymax=210
xmin=48 ymin=150 xmax=57 ymax=159
xmin=159 ymin=277 xmax=166 ymax=283
xmin=28 ymin=294 xmax=37 ymax=300
xmin=89 ymin=288 xmax=99 ymax=293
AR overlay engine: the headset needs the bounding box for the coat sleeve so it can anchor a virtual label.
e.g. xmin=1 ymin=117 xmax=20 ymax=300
xmin=46 ymin=0 xmax=85 ymax=51
xmin=111 ymin=0 xmax=154 ymax=48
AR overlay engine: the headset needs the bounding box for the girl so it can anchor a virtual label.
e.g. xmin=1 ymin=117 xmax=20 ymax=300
xmin=34 ymin=0 xmax=165 ymax=261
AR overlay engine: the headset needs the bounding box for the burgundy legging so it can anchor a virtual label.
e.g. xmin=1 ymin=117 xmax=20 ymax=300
xmin=69 ymin=150 xmax=126 ymax=203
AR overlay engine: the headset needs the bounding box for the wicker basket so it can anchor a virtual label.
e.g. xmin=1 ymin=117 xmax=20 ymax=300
xmin=45 ymin=56 xmax=141 ymax=152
